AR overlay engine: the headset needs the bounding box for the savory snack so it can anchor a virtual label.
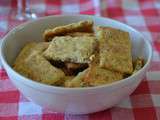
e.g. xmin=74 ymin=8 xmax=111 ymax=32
xmin=13 ymin=42 xmax=49 ymax=78
xmin=66 ymin=32 xmax=94 ymax=37
xmin=25 ymin=52 xmax=65 ymax=85
xmin=43 ymin=20 xmax=93 ymax=41
xmin=133 ymin=58 xmax=144 ymax=74
xmin=96 ymin=27 xmax=133 ymax=74
xmin=64 ymin=69 xmax=88 ymax=87
xmin=84 ymin=62 xmax=123 ymax=86
xmin=84 ymin=51 xmax=123 ymax=87
xmin=43 ymin=36 xmax=97 ymax=63
xmin=13 ymin=20 xmax=144 ymax=88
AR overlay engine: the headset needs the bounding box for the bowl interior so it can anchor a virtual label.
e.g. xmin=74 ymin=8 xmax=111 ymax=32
xmin=1 ymin=15 xmax=151 ymax=73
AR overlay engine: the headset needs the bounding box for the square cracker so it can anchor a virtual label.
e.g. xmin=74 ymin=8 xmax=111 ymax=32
xmin=43 ymin=36 xmax=97 ymax=63
xmin=64 ymin=69 xmax=88 ymax=88
xmin=66 ymin=32 xmax=94 ymax=37
xmin=43 ymin=20 xmax=93 ymax=41
xmin=133 ymin=58 xmax=144 ymax=74
xmin=25 ymin=52 xmax=65 ymax=85
xmin=96 ymin=27 xmax=133 ymax=74
xmin=13 ymin=42 xmax=49 ymax=78
xmin=84 ymin=65 xmax=123 ymax=86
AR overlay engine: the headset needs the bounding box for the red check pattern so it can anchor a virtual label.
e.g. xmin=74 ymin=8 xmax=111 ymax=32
xmin=0 ymin=0 xmax=160 ymax=120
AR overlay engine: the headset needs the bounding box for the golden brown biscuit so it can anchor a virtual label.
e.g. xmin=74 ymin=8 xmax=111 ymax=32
xmin=13 ymin=42 xmax=36 ymax=65
xmin=43 ymin=36 xmax=97 ymax=63
xmin=33 ymin=42 xmax=50 ymax=52
xmin=63 ymin=76 xmax=75 ymax=86
xmin=43 ymin=20 xmax=93 ymax=41
xmin=84 ymin=65 xmax=123 ymax=87
xmin=96 ymin=27 xmax=133 ymax=74
xmin=133 ymin=58 xmax=144 ymax=74
xmin=64 ymin=69 xmax=88 ymax=87
xmin=13 ymin=42 xmax=49 ymax=78
xmin=66 ymin=32 xmax=94 ymax=37
xmin=64 ymin=76 xmax=75 ymax=81
xmin=84 ymin=52 xmax=123 ymax=87
xmin=25 ymin=52 xmax=65 ymax=85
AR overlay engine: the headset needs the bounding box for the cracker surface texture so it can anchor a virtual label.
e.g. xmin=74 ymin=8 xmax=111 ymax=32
xmin=96 ymin=27 xmax=133 ymax=74
xmin=43 ymin=36 xmax=97 ymax=63
xmin=13 ymin=42 xmax=49 ymax=78
xmin=43 ymin=20 xmax=93 ymax=41
xmin=25 ymin=52 xmax=65 ymax=85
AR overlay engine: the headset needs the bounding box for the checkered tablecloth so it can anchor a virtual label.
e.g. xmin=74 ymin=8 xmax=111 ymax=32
xmin=0 ymin=0 xmax=160 ymax=120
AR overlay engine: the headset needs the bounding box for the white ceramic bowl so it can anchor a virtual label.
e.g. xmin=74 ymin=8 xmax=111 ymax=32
xmin=0 ymin=15 xmax=152 ymax=114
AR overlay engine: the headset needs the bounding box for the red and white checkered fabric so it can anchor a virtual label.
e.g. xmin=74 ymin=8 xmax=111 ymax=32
xmin=0 ymin=0 xmax=160 ymax=120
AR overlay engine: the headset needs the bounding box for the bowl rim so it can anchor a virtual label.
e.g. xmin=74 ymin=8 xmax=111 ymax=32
xmin=0 ymin=14 xmax=153 ymax=92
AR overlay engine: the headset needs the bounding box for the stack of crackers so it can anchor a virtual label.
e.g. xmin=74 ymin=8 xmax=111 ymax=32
xmin=13 ymin=20 xmax=143 ymax=87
